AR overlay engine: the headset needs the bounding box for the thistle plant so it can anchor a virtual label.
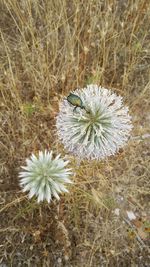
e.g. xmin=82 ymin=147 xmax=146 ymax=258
xmin=19 ymin=151 xmax=72 ymax=203
xmin=56 ymin=84 xmax=133 ymax=160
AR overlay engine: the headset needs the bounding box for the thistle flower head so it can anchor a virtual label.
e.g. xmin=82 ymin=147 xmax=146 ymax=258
xmin=56 ymin=84 xmax=133 ymax=160
xmin=19 ymin=151 xmax=72 ymax=203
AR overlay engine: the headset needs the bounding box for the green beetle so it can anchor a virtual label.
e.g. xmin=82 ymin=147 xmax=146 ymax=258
xmin=67 ymin=93 xmax=85 ymax=112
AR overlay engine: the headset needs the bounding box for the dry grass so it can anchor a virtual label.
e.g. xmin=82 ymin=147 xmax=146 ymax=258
xmin=0 ymin=0 xmax=150 ymax=266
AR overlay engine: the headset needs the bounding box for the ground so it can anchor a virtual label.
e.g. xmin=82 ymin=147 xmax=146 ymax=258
xmin=0 ymin=0 xmax=150 ymax=266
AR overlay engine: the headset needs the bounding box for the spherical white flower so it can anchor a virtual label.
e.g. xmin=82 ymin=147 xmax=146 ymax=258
xmin=56 ymin=84 xmax=133 ymax=160
xmin=19 ymin=151 xmax=73 ymax=203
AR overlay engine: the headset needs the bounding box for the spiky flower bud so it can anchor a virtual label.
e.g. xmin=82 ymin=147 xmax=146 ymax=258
xmin=56 ymin=84 xmax=133 ymax=160
xmin=19 ymin=151 xmax=72 ymax=203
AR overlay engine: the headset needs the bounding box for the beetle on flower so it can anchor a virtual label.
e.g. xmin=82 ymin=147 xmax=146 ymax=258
xmin=56 ymin=84 xmax=133 ymax=160
xmin=67 ymin=93 xmax=86 ymax=112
